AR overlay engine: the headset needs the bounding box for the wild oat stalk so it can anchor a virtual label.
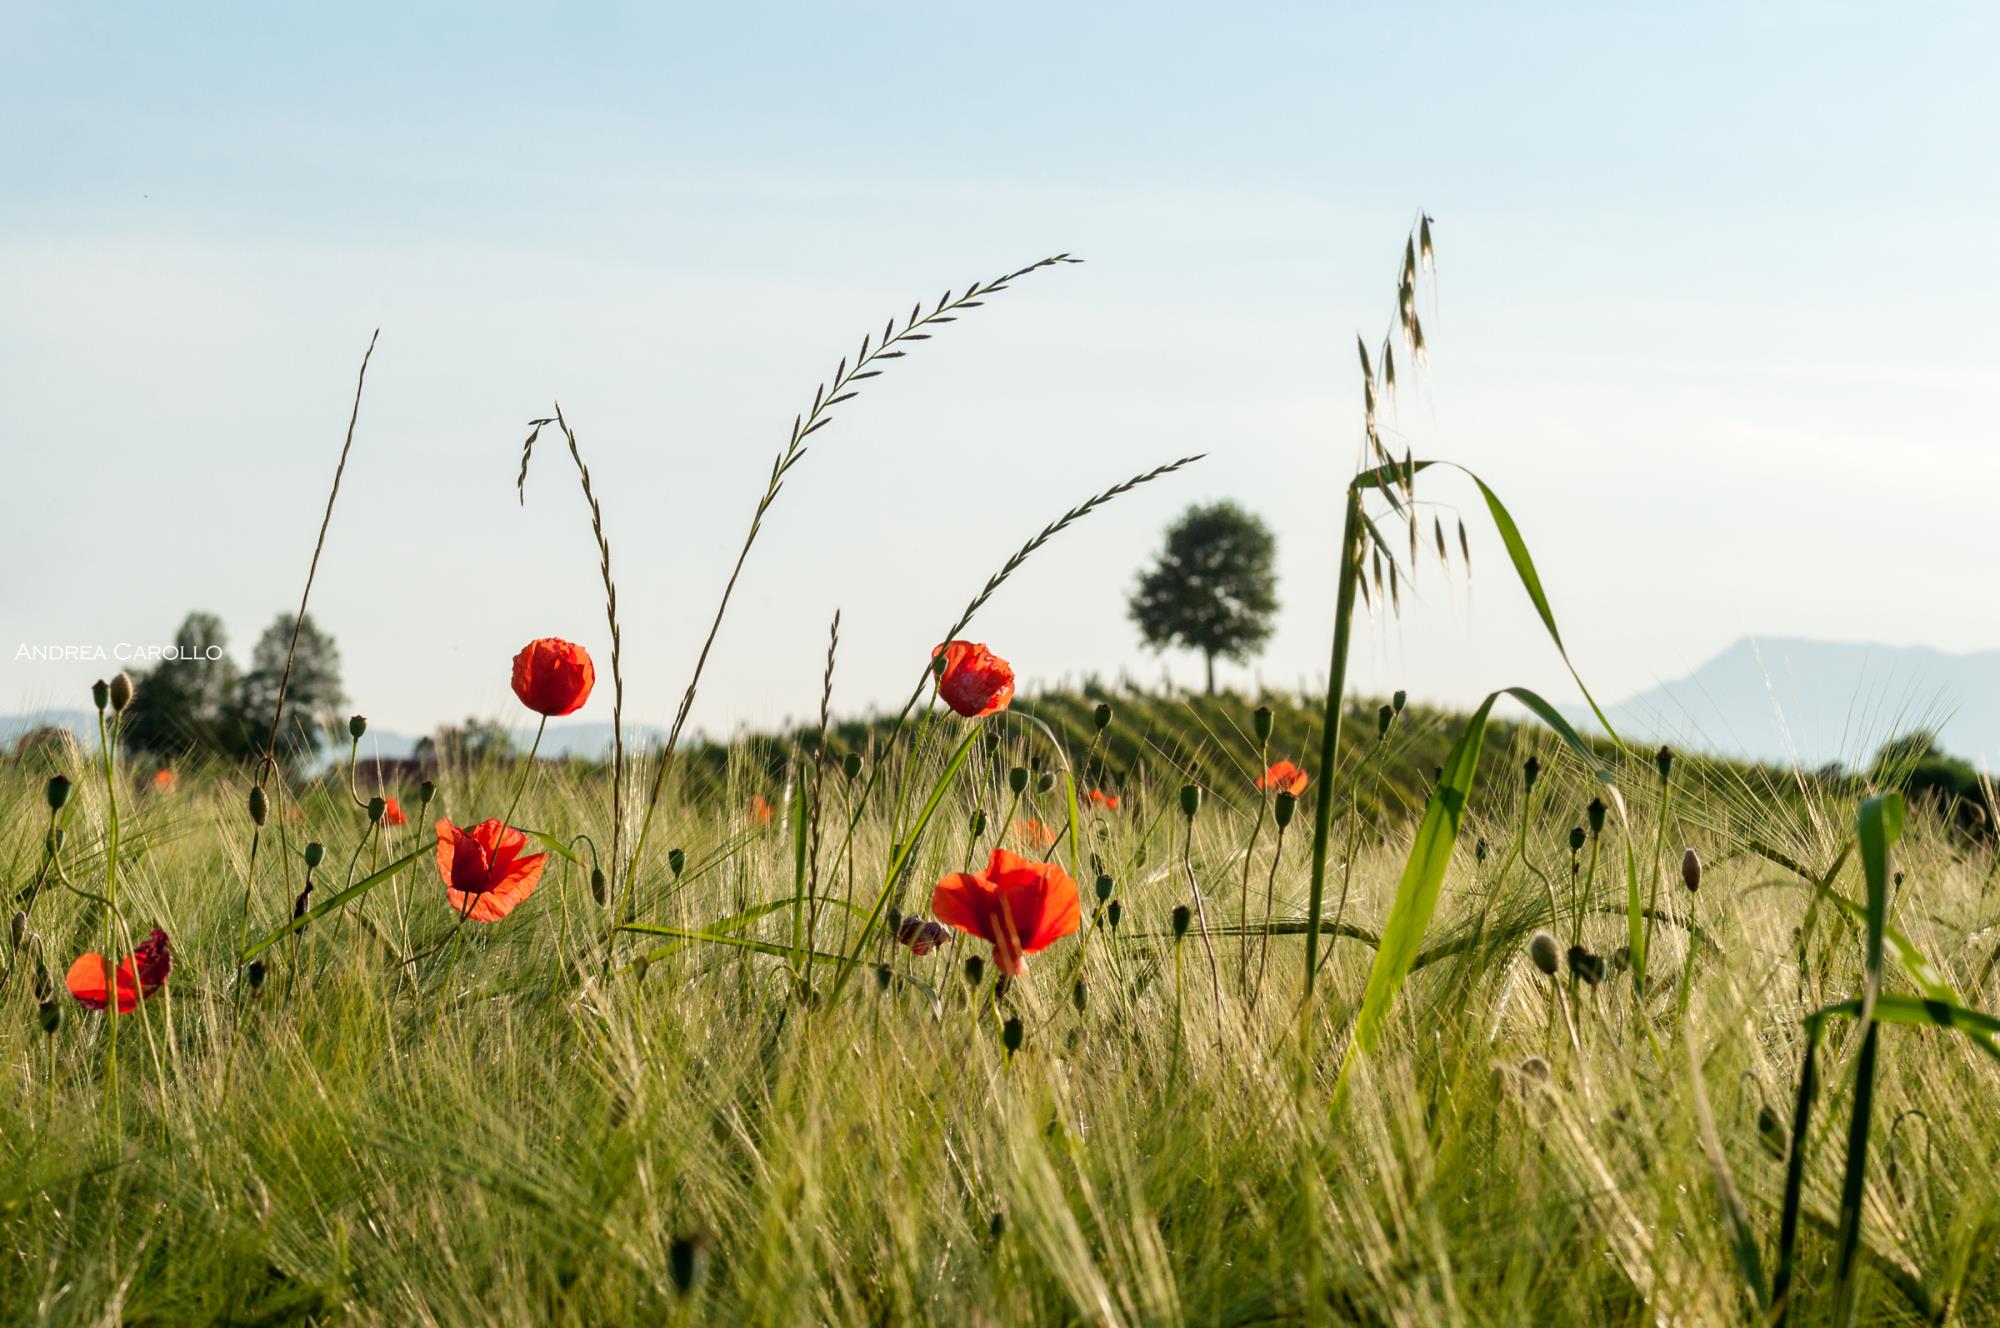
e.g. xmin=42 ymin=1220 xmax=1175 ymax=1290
xmin=616 ymin=255 xmax=1083 ymax=933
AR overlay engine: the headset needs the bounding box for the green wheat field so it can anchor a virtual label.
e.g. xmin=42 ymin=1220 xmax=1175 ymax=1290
xmin=6 ymin=230 xmax=1997 ymax=1327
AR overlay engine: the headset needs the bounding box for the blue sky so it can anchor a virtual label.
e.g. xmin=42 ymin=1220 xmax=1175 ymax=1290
xmin=5 ymin=2 xmax=1998 ymax=744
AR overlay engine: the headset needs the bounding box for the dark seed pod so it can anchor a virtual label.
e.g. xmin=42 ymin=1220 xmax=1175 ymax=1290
xmin=1522 ymin=756 xmax=1541 ymax=795
xmin=1655 ymin=745 xmax=1674 ymax=783
xmin=38 ymin=1000 xmax=60 ymax=1034
xmin=1072 ymin=979 xmax=1088 ymax=1013
xmin=1170 ymin=904 xmax=1191 ymax=940
xmin=303 ymin=841 xmax=325 ymax=870
xmin=841 ymin=752 xmax=862 ymax=781
xmin=1106 ymin=901 xmax=1122 ymax=931
xmin=875 ymin=964 xmax=892 ymax=991
xmin=107 ymin=672 xmax=134 ymax=712
xmin=1566 ymin=945 xmax=1605 ymax=985
xmin=1475 ymin=838 xmax=1488 ymax=863
xmin=1273 ymin=791 xmax=1296 ymax=830
xmin=970 ymin=808 xmax=988 ymax=837
xmin=590 ymin=867 xmax=607 ymax=906
xmin=964 ymin=955 xmax=986 ymax=987
xmin=667 ymin=1232 xmax=711 ymax=1297
xmin=45 ymin=775 xmax=71 ymax=813
xmin=248 ymin=784 xmax=267 ymax=826
xmin=1179 ymin=784 xmax=1201 ymax=819
xmin=349 ymin=714 xmax=368 ymax=740
xmin=1377 ymin=704 xmax=1394 ymax=739
xmin=1587 ymin=798 xmax=1606 ymax=836
xmin=1392 ymin=688 xmax=1407 ymax=714
xmin=1036 ymin=771 xmax=1056 ymax=795
xmin=668 ymin=848 xmax=686 ymax=878
xmin=417 ymin=780 xmax=437 ymax=807
xmin=1094 ymin=874 xmax=1114 ymax=903
xmin=1682 ymin=848 xmax=1702 ymax=892
xmin=1001 ymin=1016 xmax=1024 ymax=1054
xmin=1093 ymin=702 xmax=1112 ymax=731
xmin=1528 ymin=931 xmax=1560 ymax=976
xmin=1568 ymin=826 xmax=1586 ymax=854
xmin=367 ymin=796 xmax=386 ymax=824
xmin=1253 ymin=705 xmax=1273 ymax=744
xmin=247 ymin=960 xmax=267 ymax=991
xmin=886 ymin=907 xmax=904 ymax=938
xmin=91 ymin=679 xmax=110 ymax=711
xmin=1008 ymin=767 xmax=1029 ymax=795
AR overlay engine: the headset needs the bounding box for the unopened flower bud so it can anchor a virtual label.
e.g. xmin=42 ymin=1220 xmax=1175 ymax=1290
xmin=367 ymin=796 xmax=386 ymax=823
xmin=38 ymin=1000 xmax=60 ymax=1034
xmin=1274 ymin=791 xmax=1296 ymax=829
xmin=248 ymin=785 xmax=267 ymax=826
xmin=1001 ymin=1016 xmax=1024 ymax=1054
xmin=8 ymin=911 xmax=25 ymax=948
xmin=963 ymin=955 xmax=985 ymax=986
xmin=303 ymin=841 xmax=325 ymax=869
xmin=1392 ymin=688 xmax=1407 ymax=714
xmin=349 ymin=714 xmax=368 ymax=739
xmin=1568 ymin=826 xmax=1586 ymax=854
xmin=417 ymin=780 xmax=437 ymax=806
xmin=1171 ymin=904 xmax=1191 ymax=939
xmin=668 ymin=848 xmax=686 ymax=878
xmin=1094 ymin=874 xmax=1114 ymax=903
xmin=1036 ymin=771 xmax=1056 ymax=795
xmin=875 ymin=964 xmax=893 ymax=991
xmin=1253 ymin=705 xmax=1273 ymax=744
xmin=1519 ymin=1054 xmax=1549 ymax=1082
xmin=1179 ymin=784 xmax=1201 ymax=819
xmin=668 ymin=1233 xmax=710 ymax=1297
xmin=1093 ymin=701 xmax=1113 ymax=732
xmin=46 ymin=775 xmax=70 ymax=812
xmin=1377 ymin=704 xmax=1393 ymax=739
xmin=1475 ymin=837 xmax=1488 ymax=863
xmin=1587 ymin=797 xmax=1606 ymax=836
xmin=591 ymin=867 xmax=607 ymax=905
xmin=1655 ymin=745 xmax=1674 ymax=783
xmin=1528 ymin=930 xmax=1560 ymax=976
xmin=247 ymin=960 xmax=267 ymax=991
xmin=1106 ymin=900 xmax=1122 ymax=931
xmin=1522 ymin=756 xmax=1541 ymax=795
xmin=1008 ymin=767 xmax=1029 ymax=795
xmin=841 ymin=752 xmax=862 ymax=781
xmin=91 ymin=679 xmax=110 ymax=711
xmin=108 ymin=672 xmax=134 ymax=712
xmin=1072 ymin=979 xmax=1088 ymax=1012
xmin=969 ymin=808 xmax=987 ymax=837
xmin=1682 ymin=848 xmax=1701 ymax=892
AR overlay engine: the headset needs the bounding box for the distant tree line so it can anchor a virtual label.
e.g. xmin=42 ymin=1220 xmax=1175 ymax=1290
xmin=120 ymin=611 xmax=346 ymax=765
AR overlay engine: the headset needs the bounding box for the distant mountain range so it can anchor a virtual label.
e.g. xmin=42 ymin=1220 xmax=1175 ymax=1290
xmin=1570 ymin=637 xmax=1999 ymax=769
xmin=8 ymin=638 xmax=1995 ymax=771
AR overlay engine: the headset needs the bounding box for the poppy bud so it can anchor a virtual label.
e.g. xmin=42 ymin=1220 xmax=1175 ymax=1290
xmin=1171 ymin=904 xmax=1191 ymax=939
xmin=1519 ymin=1054 xmax=1550 ymax=1082
xmin=970 ymin=808 xmax=987 ymax=837
xmin=668 ymin=1233 xmax=711 ymax=1297
xmin=38 ymin=1000 xmax=60 ymax=1034
xmin=591 ymin=868 xmax=607 ymax=905
xmin=990 ymin=1210 xmax=1007 ymax=1239
xmin=886 ymin=907 xmax=903 ymax=937
xmin=875 ymin=964 xmax=893 ymax=991
xmin=1093 ymin=701 xmax=1113 ymax=732
xmin=1072 ymin=979 xmax=1088 ymax=1012
xmin=46 ymin=775 xmax=70 ymax=812
xmin=1587 ymin=798 xmax=1606 ymax=836
xmin=1528 ymin=930 xmax=1560 ymax=976
xmin=1106 ymin=900 xmax=1122 ymax=931
xmin=1377 ymin=704 xmax=1393 ymax=739
xmin=1274 ymin=791 xmax=1296 ymax=829
xmin=1475 ymin=838 xmax=1488 ymax=863
xmin=1094 ymin=874 xmax=1114 ymax=903
xmin=248 ymin=785 xmax=267 ymax=826
xmin=91 ymin=679 xmax=110 ymax=711
xmin=417 ymin=780 xmax=437 ymax=807
xmin=1036 ymin=771 xmax=1056 ymax=795
xmin=108 ymin=672 xmax=134 ymax=712
xmin=1682 ymin=848 xmax=1701 ymax=892
xmin=1655 ymin=745 xmax=1674 ymax=783
xmin=349 ymin=714 xmax=368 ymax=740
xmin=1567 ymin=945 xmax=1605 ymax=985
xmin=367 ymin=796 xmax=386 ymax=824
xmin=841 ymin=752 xmax=862 ymax=781
xmin=669 ymin=848 xmax=686 ymax=878
xmin=31 ymin=958 xmax=52 ymax=1002
xmin=1253 ymin=705 xmax=1273 ymax=744
xmin=1393 ymin=689 xmax=1407 ymax=714
xmin=1179 ymin=784 xmax=1201 ymax=819
xmin=1568 ymin=826 xmax=1586 ymax=854
xmin=1610 ymin=945 xmax=1630 ymax=976
xmin=1002 ymin=1016 xmax=1024 ymax=1055
xmin=8 ymin=911 xmax=24 ymax=948
xmin=964 ymin=955 xmax=985 ymax=986
xmin=1522 ymin=756 xmax=1541 ymax=795
xmin=1008 ymin=767 xmax=1028 ymax=794
xmin=303 ymin=841 xmax=325 ymax=870
xmin=247 ymin=960 xmax=267 ymax=991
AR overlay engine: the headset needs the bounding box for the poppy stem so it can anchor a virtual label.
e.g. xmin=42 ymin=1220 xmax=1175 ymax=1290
xmin=96 ymin=704 xmax=123 ymax=1139
xmin=498 ymin=716 xmax=548 ymax=842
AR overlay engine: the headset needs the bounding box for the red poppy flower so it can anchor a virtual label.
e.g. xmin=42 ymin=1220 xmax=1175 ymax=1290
xmin=511 ymin=637 xmax=596 ymax=717
xmin=152 ymin=769 xmax=178 ymax=793
xmin=66 ymin=928 xmax=172 ymax=1013
xmin=750 ymin=794 xmax=774 ymax=825
xmin=434 ymin=818 xmax=548 ymax=922
xmin=931 ymin=849 xmax=1080 ymax=976
xmin=1257 ymin=760 xmax=1309 ymax=796
xmin=1085 ymin=788 xmax=1120 ymax=811
xmin=382 ymin=797 xmax=408 ymax=827
xmin=931 ymin=640 xmax=1015 ymax=719
xmin=1013 ymin=818 xmax=1059 ymax=850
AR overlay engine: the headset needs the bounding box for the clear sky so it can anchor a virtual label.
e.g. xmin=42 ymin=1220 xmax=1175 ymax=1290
xmin=5 ymin=2 xmax=1997 ymax=742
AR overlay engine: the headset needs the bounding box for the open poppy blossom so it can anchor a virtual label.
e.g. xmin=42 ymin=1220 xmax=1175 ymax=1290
xmin=152 ymin=769 xmax=178 ymax=793
xmin=1258 ymin=760 xmax=1310 ymax=796
xmin=931 ymin=849 xmax=1080 ymax=976
xmin=382 ymin=796 xmax=407 ymax=827
xmin=511 ymin=637 xmax=596 ymax=717
xmin=931 ymin=640 xmax=1014 ymax=719
xmin=434 ymin=818 xmax=549 ymax=922
xmin=66 ymin=928 xmax=171 ymax=1012
xmin=1013 ymin=818 xmax=1059 ymax=850
xmin=750 ymin=794 xmax=774 ymax=825
xmin=1085 ymin=788 xmax=1120 ymax=811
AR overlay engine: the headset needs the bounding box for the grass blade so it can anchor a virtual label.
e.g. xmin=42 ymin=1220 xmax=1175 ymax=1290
xmin=240 ymin=840 xmax=433 ymax=961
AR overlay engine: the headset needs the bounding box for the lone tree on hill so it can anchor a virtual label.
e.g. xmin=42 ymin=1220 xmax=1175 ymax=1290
xmin=1129 ymin=500 xmax=1278 ymax=695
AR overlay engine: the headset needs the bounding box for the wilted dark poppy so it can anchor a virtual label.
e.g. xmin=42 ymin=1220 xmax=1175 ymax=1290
xmin=511 ymin=637 xmax=596 ymax=717
xmin=382 ymin=797 xmax=408 ymax=827
xmin=931 ymin=640 xmax=1014 ymax=719
xmin=931 ymin=849 xmax=1080 ymax=976
xmin=67 ymin=928 xmax=171 ymax=1012
xmin=895 ymin=915 xmax=953 ymax=956
xmin=1257 ymin=760 xmax=1309 ymax=796
xmin=434 ymin=818 xmax=548 ymax=922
